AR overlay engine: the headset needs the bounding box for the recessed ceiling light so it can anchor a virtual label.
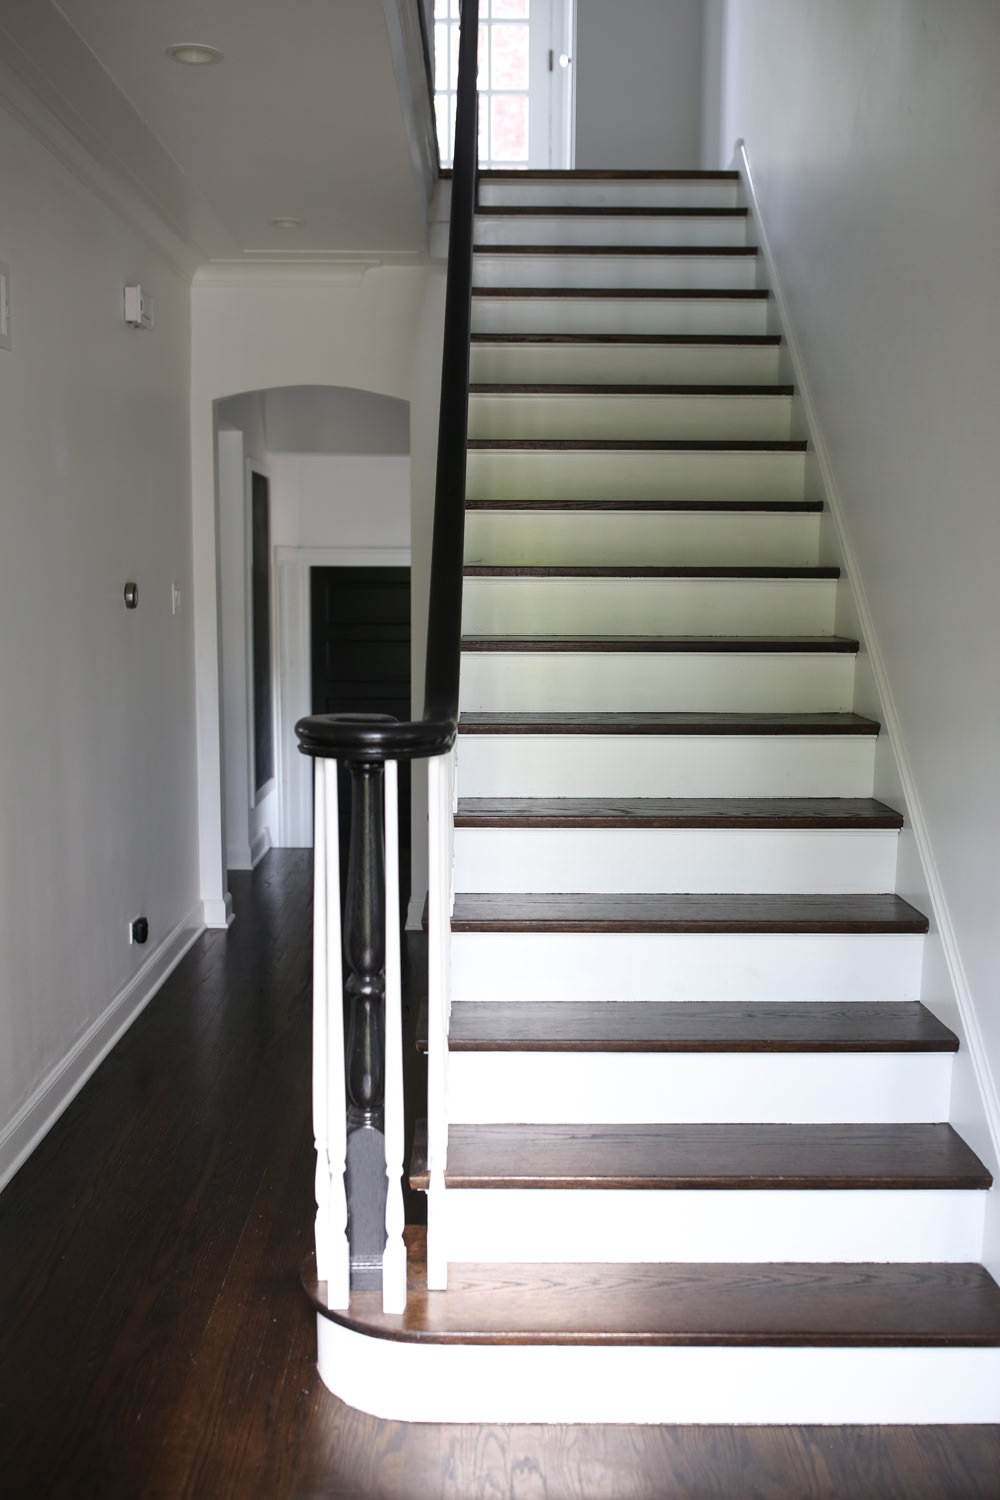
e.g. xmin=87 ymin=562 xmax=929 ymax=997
xmin=270 ymin=217 xmax=305 ymax=230
xmin=165 ymin=43 xmax=223 ymax=65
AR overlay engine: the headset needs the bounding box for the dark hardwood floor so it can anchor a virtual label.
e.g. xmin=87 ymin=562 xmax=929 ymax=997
xmin=1 ymin=850 xmax=998 ymax=1499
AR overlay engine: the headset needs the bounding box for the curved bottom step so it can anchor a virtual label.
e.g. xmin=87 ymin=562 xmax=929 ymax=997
xmin=305 ymin=1232 xmax=1000 ymax=1424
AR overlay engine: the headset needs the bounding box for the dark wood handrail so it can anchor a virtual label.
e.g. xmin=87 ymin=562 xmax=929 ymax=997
xmin=296 ymin=0 xmax=479 ymax=766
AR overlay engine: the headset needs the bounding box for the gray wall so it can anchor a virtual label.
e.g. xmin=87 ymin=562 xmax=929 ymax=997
xmin=574 ymin=0 xmax=703 ymax=168
xmin=718 ymin=0 xmax=1000 ymax=1245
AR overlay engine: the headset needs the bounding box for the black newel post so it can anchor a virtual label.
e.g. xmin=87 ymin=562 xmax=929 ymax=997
xmin=343 ymin=758 xmax=388 ymax=1290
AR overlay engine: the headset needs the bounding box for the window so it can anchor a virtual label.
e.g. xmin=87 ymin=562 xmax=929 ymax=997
xmin=435 ymin=0 xmax=531 ymax=169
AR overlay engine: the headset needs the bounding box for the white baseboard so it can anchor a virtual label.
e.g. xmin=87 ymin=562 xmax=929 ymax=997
xmin=203 ymin=891 xmax=235 ymax=929
xmin=734 ymin=138 xmax=1000 ymax=1197
xmin=0 ymin=904 xmax=205 ymax=1193
xmin=250 ymin=827 xmax=272 ymax=868
xmin=406 ymin=892 xmax=426 ymax=931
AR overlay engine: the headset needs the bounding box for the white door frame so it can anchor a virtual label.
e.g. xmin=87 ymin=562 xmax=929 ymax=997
xmin=274 ymin=545 xmax=412 ymax=848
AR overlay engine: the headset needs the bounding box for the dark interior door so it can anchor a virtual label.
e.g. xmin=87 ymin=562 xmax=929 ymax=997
xmin=310 ymin=566 xmax=411 ymax=908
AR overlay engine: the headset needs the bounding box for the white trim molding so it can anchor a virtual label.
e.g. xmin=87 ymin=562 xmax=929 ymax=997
xmin=0 ymin=905 xmax=205 ymax=1192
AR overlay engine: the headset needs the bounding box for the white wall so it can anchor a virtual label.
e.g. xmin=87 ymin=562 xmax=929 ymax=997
xmin=0 ymin=102 xmax=200 ymax=1185
xmin=717 ymin=0 xmax=1000 ymax=1232
xmin=574 ymin=0 xmax=703 ymax=168
xmin=191 ymin=266 xmax=445 ymax=921
xmin=269 ymin=453 xmax=411 ymax=550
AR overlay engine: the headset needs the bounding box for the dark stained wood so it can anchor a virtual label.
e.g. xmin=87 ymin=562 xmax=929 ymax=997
xmin=462 ymin=633 xmax=861 ymax=653
xmin=469 ymin=382 xmax=795 ymax=396
xmin=0 ymin=854 xmax=995 ymax=1498
xmin=458 ymin=709 xmax=880 ymax=734
xmin=468 ymin=438 xmax=806 ymax=452
xmin=466 ymin=496 xmax=822 ymax=510
xmin=438 ymin=1000 xmax=958 ymax=1054
xmin=479 ymin=169 xmax=742 ymax=181
xmin=454 ymin=796 xmax=901 ymax=828
xmin=473 ymin=243 xmax=759 ymax=257
xmin=471 ymin=286 xmax=770 ymax=300
xmin=464 ymin=563 xmax=834 ymax=577
xmin=410 ymin=1123 xmax=991 ymax=1192
xmin=449 ymin=892 xmax=929 ymax=933
xmin=306 ymin=1228 xmax=1000 ymax=1347
xmin=478 ymin=204 xmax=750 ymax=218
xmin=471 ymin=330 xmax=781 ymax=343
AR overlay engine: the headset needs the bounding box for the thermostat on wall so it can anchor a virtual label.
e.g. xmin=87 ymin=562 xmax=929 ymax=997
xmin=123 ymin=284 xmax=154 ymax=330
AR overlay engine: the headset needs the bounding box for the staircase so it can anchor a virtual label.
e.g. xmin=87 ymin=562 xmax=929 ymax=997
xmin=309 ymin=169 xmax=1000 ymax=1424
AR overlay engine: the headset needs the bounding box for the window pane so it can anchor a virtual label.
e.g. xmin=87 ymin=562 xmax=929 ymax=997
xmin=491 ymin=92 xmax=528 ymax=161
xmin=433 ymin=0 xmax=448 ymax=16
xmin=434 ymin=93 xmax=450 ymax=165
xmin=450 ymin=21 xmax=460 ymax=88
xmin=435 ymin=21 xmax=450 ymax=90
xmin=490 ymin=23 xmax=529 ymax=89
xmin=492 ymin=0 xmax=529 ymax=16
xmin=478 ymin=92 xmax=490 ymax=160
xmin=477 ymin=22 xmax=488 ymax=88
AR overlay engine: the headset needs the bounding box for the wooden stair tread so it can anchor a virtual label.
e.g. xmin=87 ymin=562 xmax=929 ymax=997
xmin=476 ymin=206 xmax=749 ymax=219
xmin=449 ymin=892 xmax=928 ymax=933
xmin=410 ymin=1123 xmax=990 ymax=1192
xmin=435 ymin=1001 xmax=958 ymax=1054
xmin=454 ymin=796 xmax=901 ymax=829
xmin=463 ymin=564 xmax=834 ymax=578
xmin=458 ymin=710 xmax=879 ymax=735
xmin=471 ymin=333 xmax=779 ymax=344
xmin=465 ymin=498 xmax=821 ymax=511
xmin=468 ymin=383 xmax=795 ymax=396
xmin=467 ymin=438 xmax=805 ymax=452
xmin=471 ymin=287 xmax=769 ymax=300
xmin=462 ymin=634 xmax=860 ymax=653
xmin=473 ymin=244 xmax=759 ymax=257
xmin=305 ymin=1230 xmax=1000 ymax=1347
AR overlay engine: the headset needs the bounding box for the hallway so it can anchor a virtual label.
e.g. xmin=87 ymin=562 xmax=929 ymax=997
xmin=1 ymin=851 xmax=998 ymax=1498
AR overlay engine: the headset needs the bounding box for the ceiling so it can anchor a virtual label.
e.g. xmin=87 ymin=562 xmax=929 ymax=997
xmin=0 ymin=0 xmax=434 ymax=265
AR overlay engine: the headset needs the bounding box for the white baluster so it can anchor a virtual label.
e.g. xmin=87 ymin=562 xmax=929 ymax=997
xmin=426 ymin=750 xmax=453 ymax=1290
xmin=321 ymin=759 xmax=350 ymax=1307
xmin=381 ymin=760 xmax=407 ymax=1313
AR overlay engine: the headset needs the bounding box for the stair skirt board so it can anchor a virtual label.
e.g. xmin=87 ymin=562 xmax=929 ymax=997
xmin=460 ymin=577 xmax=836 ymax=635
xmin=468 ymin=341 xmax=784 ymax=386
xmin=449 ymin=932 xmax=926 ymax=1004
xmin=458 ymin=652 xmax=857 ymax=713
xmin=453 ymin=828 xmax=899 ymax=894
xmin=455 ymin=734 xmax=878 ymax=798
xmin=463 ymin=510 xmax=820 ymax=566
xmin=432 ymin=1189 xmax=986 ymax=1265
xmin=445 ymin=1051 xmax=952 ymax=1125
xmin=315 ymin=1321 xmax=1000 ymax=1425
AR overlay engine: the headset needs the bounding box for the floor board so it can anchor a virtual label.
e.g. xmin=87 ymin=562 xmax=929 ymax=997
xmin=1 ymin=851 xmax=997 ymax=1498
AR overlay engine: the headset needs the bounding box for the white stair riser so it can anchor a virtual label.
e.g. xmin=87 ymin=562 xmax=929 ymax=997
xmin=472 ymin=252 xmax=759 ymax=291
xmin=447 ymin=1052 xmax=952 ymax=1125
xmin=477 ymin=180 xmax=742 ymax=210
xmin=453 ymin=827 xmax=899 ymax=895
xmin=459 ymin=652 xmax=856 ymax=713
xmin=450 ymin=932 xmax=926 ymax=1005
xmin=474 ymin=212 xmax=749 ymax=248
xmin=462 ymin=578 xmax=836 ymax=637
xmin=469 ymin=342 xmax=783 ymax=387
xmin=465 ymin=449 xmax=805 ymax=504
xmin=471 ymin=294 xmax=768 ymax=337
xmin=318 ymin=1324 xmax=1000 ymax=1425
xmin=438 ymin=1187 xmax=985 ymax=1264
xmin=464 ymin=510 xmax=820 ymax=567
xmin=456 ymin=734 xmax=877 ymax=799
xmin=467 ymin=392 xmax=794 ymax=442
